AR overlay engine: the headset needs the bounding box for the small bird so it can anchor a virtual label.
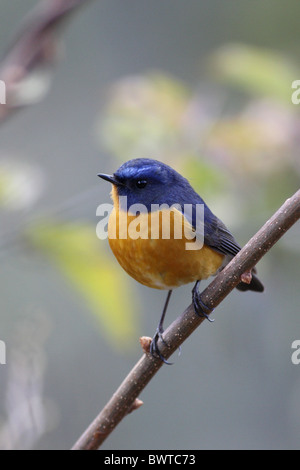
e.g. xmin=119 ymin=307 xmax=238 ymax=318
xmin=98 ymin=158 xmax=264 ymax=362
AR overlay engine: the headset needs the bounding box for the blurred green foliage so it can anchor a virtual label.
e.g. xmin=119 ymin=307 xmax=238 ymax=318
xmin=27 ymin=222 xmax=139 ymax=350
xmin=208 ymin=44 xmax=300 ymax=103
xmin=97 ymin=73 xmax=191 ymax=163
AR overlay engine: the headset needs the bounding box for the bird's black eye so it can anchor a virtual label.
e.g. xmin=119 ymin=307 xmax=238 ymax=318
xmin=135 ymin=179 xmax=147 ymax=189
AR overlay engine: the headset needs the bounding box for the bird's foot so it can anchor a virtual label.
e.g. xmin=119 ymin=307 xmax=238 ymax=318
xmin=192 ymin=282 xmax=214 ymax=323
xmin=150 ymin=327 xmax=173 ymax=365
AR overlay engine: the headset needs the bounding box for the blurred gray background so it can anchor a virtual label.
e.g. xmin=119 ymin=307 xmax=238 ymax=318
xmin=0 ymin=0 xmax=299 ymax=450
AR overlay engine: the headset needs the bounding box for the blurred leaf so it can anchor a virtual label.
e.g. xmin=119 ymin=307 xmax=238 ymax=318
xmin=208 ymin=44 xmax=299 ymax=103
xmin=204 ymin=100 xmax=298 ymax=180
xmin=0 ymin=160 xmax=44 ymax=210
xmin=180 ymin=156 xmax=228 ymax=196
xmin=96 ymin=72 xmax=191 ymax=160
xmin=27 ymin=222 xmax=139 ymax=350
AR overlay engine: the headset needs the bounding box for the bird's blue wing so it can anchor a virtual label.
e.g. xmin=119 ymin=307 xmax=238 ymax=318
xmin=177 ymin=194 xmax=241 ymax=257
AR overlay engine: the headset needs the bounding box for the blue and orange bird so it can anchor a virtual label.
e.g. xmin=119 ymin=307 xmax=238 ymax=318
xmin=98 ymin=158 xmax=264 ymax=362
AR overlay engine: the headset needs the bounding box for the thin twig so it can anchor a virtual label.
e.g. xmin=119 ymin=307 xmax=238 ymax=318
xmin=72 ymin=189 xmax=300 ymax=450
xmin=0 ymin=0 xmax=92 ymax=123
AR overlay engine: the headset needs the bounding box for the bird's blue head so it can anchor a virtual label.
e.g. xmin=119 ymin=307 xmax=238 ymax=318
xmin=98 ymin=158 xmax=196 ymax=211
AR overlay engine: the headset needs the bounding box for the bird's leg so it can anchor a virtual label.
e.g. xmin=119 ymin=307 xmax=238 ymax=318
xmin=150 ymin=290 xmax=173 ymax=364
xmin=192 ymin=280 xmax=214 ymax=322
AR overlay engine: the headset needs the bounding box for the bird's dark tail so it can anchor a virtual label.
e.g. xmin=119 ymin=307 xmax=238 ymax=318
xmin=236 ymin=272 xmax=264 ymax=292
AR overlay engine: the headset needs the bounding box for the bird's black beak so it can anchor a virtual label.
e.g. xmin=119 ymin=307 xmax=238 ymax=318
xmin=98 ymin=173 xmax=119 ymax=185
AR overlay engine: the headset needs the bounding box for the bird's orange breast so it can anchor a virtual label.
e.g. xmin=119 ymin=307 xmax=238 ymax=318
xmin=108 ymin=188 xmax=224 ymax=290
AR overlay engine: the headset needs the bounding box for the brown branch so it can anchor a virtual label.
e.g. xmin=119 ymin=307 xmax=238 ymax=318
xmin=72 ymin=189 xmax=300 ymax=450
xmin=0 ymin=0 xmax=92 ymax=123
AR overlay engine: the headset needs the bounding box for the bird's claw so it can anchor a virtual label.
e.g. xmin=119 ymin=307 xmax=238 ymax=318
xmin=192 ymin=285 xmax=215 ymax=323
xmin=150 ymin=328 xmax=173 ymax=365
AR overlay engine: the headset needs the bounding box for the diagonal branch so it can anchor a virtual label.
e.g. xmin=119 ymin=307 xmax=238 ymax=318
xmin=72 ymin=189 xmax=300 ymax=450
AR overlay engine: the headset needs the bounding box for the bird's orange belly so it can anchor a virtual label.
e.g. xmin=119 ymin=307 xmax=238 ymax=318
xmin=108 ymin=207 xmax=224 ymax=290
